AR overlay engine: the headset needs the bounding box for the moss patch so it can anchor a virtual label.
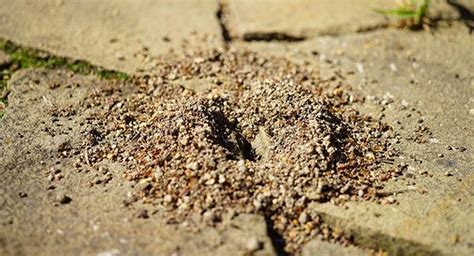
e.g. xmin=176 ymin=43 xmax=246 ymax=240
xmin=0 ymin=39 xmax=129 ymax=118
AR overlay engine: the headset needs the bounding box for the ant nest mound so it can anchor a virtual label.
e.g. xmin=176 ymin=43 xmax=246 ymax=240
xmin=84 ymin=48 xmax=401 ymax=253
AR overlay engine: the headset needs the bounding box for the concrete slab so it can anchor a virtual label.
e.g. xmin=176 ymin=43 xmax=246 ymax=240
xmin=0 ymin=69 xmax=276 ymax=256
xmin=236 ymin=22 xmax=474 ymax=255
xmin=302 ymin=239 xmax=370 ymax=256
xmin=0 ymin=0 xmax=223 ymax=73
xmin=306 ymin=24 xmax=474 ymax=255
xmin=226 ymin=0 xmax=461 ymax=39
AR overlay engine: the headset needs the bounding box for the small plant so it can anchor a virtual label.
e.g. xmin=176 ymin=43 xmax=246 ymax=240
xmin=377 ymin=0 xmax=431 ymax=29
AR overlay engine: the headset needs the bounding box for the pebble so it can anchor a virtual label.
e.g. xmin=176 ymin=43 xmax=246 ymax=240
xmin=356 ymin=63 xmax=364 ymax=73
xmin=246 ymin=237 xmax=262 ymax=252
xmin=163 ymin=194 xmax=173 ymax=203
xmin=298 ymin=212 xmax=308 ymax=224
xmin=400 ymin=99 xmax=409 ymax=109
xmin=115 ymin=52 xmax=125 ymax=61
xmin=55 ymin=193 xmax=72 ymax=204
xmin=218 ymin=175 xmax=226 ymax=184
xmin=202 ymin=210 xmax=216 ymax=222
xmin=185 ymin=162 xmax=199 ymax=171
xmin=389 ymin=63 xmax=398 ymax=72
xmin=137 ymin=209 xmax=149 ymax=219
xmin=237 ymin=160 xmax=247 ymax=172
xmin=97 ymin=249 xmax=121 ymax=256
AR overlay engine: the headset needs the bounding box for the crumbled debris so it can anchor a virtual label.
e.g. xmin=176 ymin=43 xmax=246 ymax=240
xmin=72 ymin=48 xmax=400 ymax=254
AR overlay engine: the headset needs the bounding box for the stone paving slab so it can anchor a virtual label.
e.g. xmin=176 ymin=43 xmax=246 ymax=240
xmin=0 ymin=0 xmax=222 ymax=73
xmin=226 ymin=0 xmax=462 ymax=39
xmin=236 ymin=22 xmax=474 ymax=254
xmin=0 ymin=69 xmax=276 ymax=256
xmin=302 ymin=239 xmax=370 ymax=256
xmin=305 ymin=23 xmax=474 ymax=255
xmin=1 ymin=1 xmax=473 ymax=254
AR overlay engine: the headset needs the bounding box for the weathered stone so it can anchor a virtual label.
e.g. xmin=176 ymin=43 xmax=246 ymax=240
xmin=0 ymin=70 xmax=276 ymax=256
xmin=300 ymin=24 xmax=473 ymax=255
xmin=302 ymin=239 xmax=368 ymax=256
xmin=237 ymin=22 xmax=474 ymax=255
xmin=251 ymin=126 xmax=272 ymax=160
xmin=227 ymin=0 xmax=462 ymax=39
xmin=0 ymin=0 xmax=222 ymax=73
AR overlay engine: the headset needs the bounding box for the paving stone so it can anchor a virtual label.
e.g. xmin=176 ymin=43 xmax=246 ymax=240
xmin=0 ymin=0 xmax=223 ymax=73
xmin=236 ymin=22 xmax=473 ymax=255
xmin=0 ymin=69 xmax=276 ymax=256
xmin=302 ymin=239 xmax=369 ymax=256
xmin=1 ymin=1 xmax=473 ymax=254
xmin=306 ymin=24 xmax=474 ymax=256
xmin=227 ymin=0 xmax=461 ymax=39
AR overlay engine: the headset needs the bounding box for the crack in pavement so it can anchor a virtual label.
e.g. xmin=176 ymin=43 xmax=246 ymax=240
xmin=315 ymin=211 xmax=442 ymax=255
xmin=242 ymin=32 xmax=306 ymax=42
xmin=216 ymin=0 xmax=233 ymax=43
xmin=447 ymin=0 xmax=474 ymax=33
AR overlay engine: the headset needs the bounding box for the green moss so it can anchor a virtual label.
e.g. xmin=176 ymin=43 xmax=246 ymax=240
xmin=0 ymin=39 xmax=130 ymax=118
xmin=376 ymin=0 xmax=431 ymax=29
xmin=0 ymin=40 xmax=129 ymax=80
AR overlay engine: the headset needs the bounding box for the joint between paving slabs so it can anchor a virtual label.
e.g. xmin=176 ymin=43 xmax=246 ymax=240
xmin=215 ymin=0 xmax=473 ymax=43
xmin=314 ymin=211 xmax=443 ymax=255
xmin=217 ymin=0 xmax=233 ymax=43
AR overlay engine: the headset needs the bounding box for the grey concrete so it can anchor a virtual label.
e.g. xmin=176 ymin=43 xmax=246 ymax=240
xmin=302 ymin=239 xmax=370 ymax=256
xmin=238 ymin=22 xmax=474 ymax=255
xmin=1 ymin=1 xmax=473 ymax=254
xmin=0 ymin=0 xmax=223 ymax=73
xmin=307 ymin=23 xmax=474 ymax=255
xmin=227 ymin=0 xmax=461 ymax=39
xmin=0 ymin=69 xmax=276 ymax=256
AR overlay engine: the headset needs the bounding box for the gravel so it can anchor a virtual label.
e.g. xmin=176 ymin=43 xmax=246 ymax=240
xmin=72 ymin=47 xmax=400 ymax=254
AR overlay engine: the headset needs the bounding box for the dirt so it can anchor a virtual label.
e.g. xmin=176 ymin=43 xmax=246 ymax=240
xmin=0 ymin=2 xmax=472 ymax=255
xmin=1 ymin=46 xmax=404 ymax=255
xmin=0 ymin=69 xmax=276 ymax=256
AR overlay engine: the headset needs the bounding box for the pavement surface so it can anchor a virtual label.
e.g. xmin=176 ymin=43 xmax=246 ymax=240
xmin=1 ymin=0 xmax=473 ymax=255
xmin=238 ymin=21 xmax=473 ymax=255
xmin=0 ymin=0 xmax=222 ymax=73
xmin=0 ymin=69 xmax=275 ymax=256
xmin=225 ymin=0 xmax=466 ymax=39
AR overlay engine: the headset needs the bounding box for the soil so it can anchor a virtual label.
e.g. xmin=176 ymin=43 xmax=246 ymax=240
xmin=1 ymin=48 xmax=402 ymax=255
xmin=0 ymin=2 xmax=472 ymax=255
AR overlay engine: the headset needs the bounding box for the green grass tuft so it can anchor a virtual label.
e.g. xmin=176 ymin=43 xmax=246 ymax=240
xmin=376 ymin=0 xmax=431 ymax=28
